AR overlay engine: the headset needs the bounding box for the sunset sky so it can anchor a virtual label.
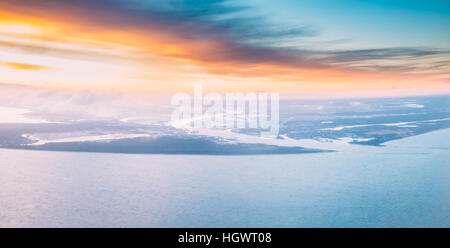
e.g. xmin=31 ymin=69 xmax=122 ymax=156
xmin=0 ymin=0 xmax=449 ymax=96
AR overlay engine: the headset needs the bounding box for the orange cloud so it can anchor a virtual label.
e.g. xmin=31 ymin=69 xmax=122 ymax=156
xmin=0 ymin=1 xmax=448 ymax=96
xmin=0 ymin=61 xmax=50 ymax=70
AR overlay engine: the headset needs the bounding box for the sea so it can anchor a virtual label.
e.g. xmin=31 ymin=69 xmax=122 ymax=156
xmin=0 ymin=128 xmax=449 ymax=227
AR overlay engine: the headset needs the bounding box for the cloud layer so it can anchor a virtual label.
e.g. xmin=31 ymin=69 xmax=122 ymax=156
xmin=0 ymin=0 xmax=448 ymax=94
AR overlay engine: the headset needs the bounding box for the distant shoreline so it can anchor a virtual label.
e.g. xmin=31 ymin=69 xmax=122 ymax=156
xmin=1 ymin=127 xmax=449 ymax=156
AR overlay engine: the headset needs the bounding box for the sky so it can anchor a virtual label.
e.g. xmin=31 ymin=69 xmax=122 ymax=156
xmin=0 ymin=0 xmax=449 ymax=96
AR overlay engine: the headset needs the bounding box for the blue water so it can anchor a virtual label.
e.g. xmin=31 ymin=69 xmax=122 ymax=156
xmin=0 ymin=129 xmax=449 ymax=227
